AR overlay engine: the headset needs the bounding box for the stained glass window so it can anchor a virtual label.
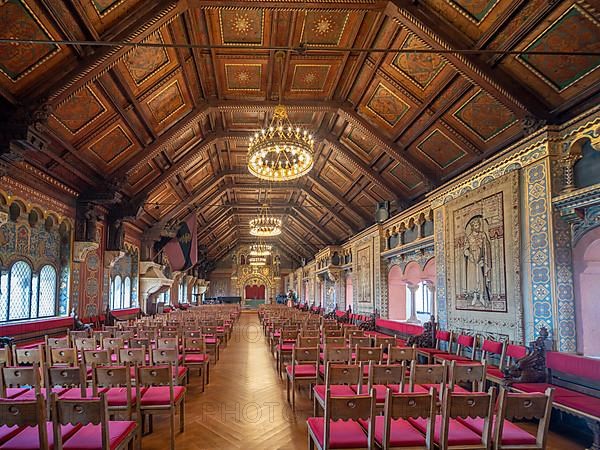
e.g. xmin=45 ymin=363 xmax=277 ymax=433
xmin=8 ymin=261 xmax=32 ymax=321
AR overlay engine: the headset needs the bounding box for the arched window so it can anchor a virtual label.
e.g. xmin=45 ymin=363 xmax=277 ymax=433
xmin=123 ymin=277 xmax=131 ymax=309
xmin=0 ymin=260 xmax=60 ymax=322
xmin=113 ymin=275 xmax=122 ymax=310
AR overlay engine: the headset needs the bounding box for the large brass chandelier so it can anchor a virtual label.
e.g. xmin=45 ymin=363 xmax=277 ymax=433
xmin=249 ymin=204 xmax=281 ymax=237
xmin=248 ymin=256 xmax=267 ymax=266
xmin=247 ymin=51 xmax=314 ymax=182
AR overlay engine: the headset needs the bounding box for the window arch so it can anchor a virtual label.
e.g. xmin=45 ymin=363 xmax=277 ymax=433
xmin=0 ymin=260 xmax=59 ymax=322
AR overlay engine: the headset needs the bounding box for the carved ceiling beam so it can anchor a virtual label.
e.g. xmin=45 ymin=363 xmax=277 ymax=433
xmin=212 ymin=241 xmax=238 ymax=261
xmin=205 ymin=225 xmax=238 ymax=252
xmin=322 ymin=133 xmax=406 ymax=206
xmin=39 ymin=0 xmax=89 ymax=57
xmin=300 ymin=187 xmax=360 ymax=234
xmin=290 ymin=206 xmax=337 ymax=243
xmin=275 ymin=237 xmax=305 ymax=263
xmin=286 ymin=212 xmax=328 ymax=246
xmin=280 ymin=216 xmax=321 ymax=256
xmin=44 ymin=1 xmax=184 ymax=106
xmin=306 ymin=174 xmax=370 ymax=227
xmin=386 ymin=0 xmax=550 ymax=120
xmin=338 ymin=105 xmax=436 ymax=186
xmin=188 ymin=1 xmax=388 ymax=11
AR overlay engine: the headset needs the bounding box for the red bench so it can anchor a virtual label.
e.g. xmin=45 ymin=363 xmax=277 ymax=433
xmin=510 ymin=351 xmax=600 ymax=448
xmin=0 ymin=317 xmax=74 ymax=348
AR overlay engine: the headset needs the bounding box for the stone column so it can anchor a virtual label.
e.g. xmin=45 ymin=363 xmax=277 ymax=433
xmin=425 ymin=281 xmax=436 ymax=320
xmin=407 ymin=284 xmax=420 ymax=324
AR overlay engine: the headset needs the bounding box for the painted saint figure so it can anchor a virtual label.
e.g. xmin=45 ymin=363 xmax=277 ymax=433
xmin=464 ymin=215 xmax=492 ymax=306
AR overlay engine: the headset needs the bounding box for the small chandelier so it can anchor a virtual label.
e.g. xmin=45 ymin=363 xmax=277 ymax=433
xmin=249 ymin=256 xmax=267 ymax=266
xmin=247 ymin=51 xmax=314 ymax=182
xmin=249 ymin=204 xmax=281 ymax=237
xmin=250 ymin=241 xmax=272 ymax=256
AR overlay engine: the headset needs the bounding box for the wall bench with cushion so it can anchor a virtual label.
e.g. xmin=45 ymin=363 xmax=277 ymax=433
xmin=0 ymin=317 xmax=74 ymax=348
xmin=509 ymin=351 xmax=600 ymax=449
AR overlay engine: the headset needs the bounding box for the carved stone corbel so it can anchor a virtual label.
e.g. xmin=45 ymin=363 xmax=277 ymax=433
xmin=73 ymin=241 xmax=99 ymax=262
xmin=104 ymin=250 xmax=126 ymax=269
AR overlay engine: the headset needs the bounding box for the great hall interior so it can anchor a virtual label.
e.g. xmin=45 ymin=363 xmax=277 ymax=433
xmin=0 ymin=0 xmax=599 ymax=449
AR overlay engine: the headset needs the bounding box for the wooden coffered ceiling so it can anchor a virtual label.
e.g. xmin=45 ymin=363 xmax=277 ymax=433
xmin=1 ymin=0 xmax=599 ymax=264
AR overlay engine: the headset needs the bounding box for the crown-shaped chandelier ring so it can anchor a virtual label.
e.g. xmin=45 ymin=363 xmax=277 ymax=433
xmin=249 ymin=204 xmax=282 ymax=237
xmin=250 ymin=241 xmax=272 ymax=256
xmin=248 ymin=256 xmax=267 ymax=266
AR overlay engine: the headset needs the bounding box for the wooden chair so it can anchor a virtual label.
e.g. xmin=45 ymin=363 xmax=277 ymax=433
xmin=83 ymin=349 xmax=111 ymax=366
xmin=68 ymin=329 xmax=90 ymax=340
xmin=417 ymin=330 xmax=454 ymax=363
xmin=410 ymin=387 xmax=496 ymax=450
xmin=374 ymin=336 xmax=397 ymax=349
xmin=387 ymin=346 xmax=417 ymax=365
xmin=92 ymin=364 xmax=135 ymax=421
xmin=298 ymin=336 xmax=320 ymax=347
xmin=300 ymin=330 xmax=320 ymax=338
xmin=151 ymin=348 xmax=188 ymax=385
xmin=128 ymin=338 xmax=150 ymax=349
xmin=156 ymin=337 xmax=179 ymax=350
xmin=350 ymin=336 xmax=372 ymax=348
xmin=45 ymin=336 xmax=71 ymax=363
xmin=48 ymin=348 xmax=78 ymax=367
xmin=182 ymin=337 xmax=209 ymax=389
xmin=74 ymin=338 xmax=97 ymax=352
xmin=355 ymin=346 xmax=383 ymax=379
xmin=320 ymin=346 xmax=352 ymax=380
xmin=276 ymin=329 xmax=300 ymax=378
xmin=0 ymin=346 xmax=11 ymax=366
xmin=307 ymin=389 xmax=376 ymax=450
xmin=13 ymin=345 xmax=44 ymax=366
xmin=0 ymin=394 xmax=49 ymax=450
xmin=345 ymin=329 xmax=365 ymax=340
xmin=458 ymin=388 xmax=554 ymax=450
xmin=44 ymin=363 xmax=87 ymax=401
xmin=94 ymin=330 xmax=113 ymax=344
xmin=136 ymin=365 xmax=186 ymax=450
xmin=379 ymin=388 xmax=436 ymax=449
xmin=314 ymin=363 xmax=363 ymax=416
xmin=0 ymin=364 xmax=43 ymax=399
xmin=365 ymin=362 xmax=407 ymax=406
xmin=324 ymin=337 xmax=346 ymax=348
xmin=448 ymin=361 xmax=487 ymax=393
xmin=435 ymin=334 xmax=478 ymax=364
xmin=51 ymin=392 xmax=137 ymax=450
xmin=286 ymin=346 xmax=319 ymax=410
xmin=408 ymin=361 xmax=448 ymax=395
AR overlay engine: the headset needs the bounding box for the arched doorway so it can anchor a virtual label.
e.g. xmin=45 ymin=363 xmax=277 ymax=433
xmin=573 ymin=227 xmax=600 ymax=356
xmin=345 ymin=275 xmax=353 ymax=311
xmin=388 ymin=265 xmax=406 ymax=320
xmin=244 ymin=284 xmax=266 ymax=301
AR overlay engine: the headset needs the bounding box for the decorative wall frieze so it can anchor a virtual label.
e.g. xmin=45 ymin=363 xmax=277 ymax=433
xmin=73 ymin=241 xmax=99 ymax=263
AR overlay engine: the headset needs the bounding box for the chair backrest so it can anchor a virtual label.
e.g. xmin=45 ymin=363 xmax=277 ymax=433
xmin=69 ymin=330 xmax=90 ymax=339
xmin=374 ymin=336 xmax=396 ymax=348
xmin=45 ymin=364 xmax=85 ymax=399
xmin=383 ymin=389 xmax=436 ymax=450
xmin=119 ymin=347 xmax=147 ymax=365
xmin=409 ymin=361 xmax=447 ymax=391
xmin=1 ymin=364 xmax=41 ymax=392
xmin=368 ymin=362 xmax=406 ymax=388
xmin=480 ymin=339 xmax=505 ymax=365
xmin=128 ymin=338 xmax=150 ymax=349
xmin=102 ymin=337 xmax=124 ymax=350
xmin=297 ymin=336 xmax=319 ymax=347
xmin=51 ymin=393 xmax=109 ymax=450
xmin=300 ymin=329 xmax=319 ymax=338
xmin=291 ymin=346 xmax=319 ymax=366
xmin=49 ymin=347 xmax=78 ymax=366
xmin=152 ymin=348 xmax=180 ymax=366
xmin=156 ymin=337 xmax=178 ymax=349
xmin=184 ymin=337 xmax=206 ymax=352
xmin=324 ymin=390 xmax=375 ymax=449
xmin=74 ymin=337 xmax=96 ymax=351
xmin=387 ymin=346 xmax=417 ymax=364
xmin=346 ymin=329 xmax=364 ymax=339
xmin=504 ymin=344 xmax=528 ymax=370
xmin=0 ymin=347 xmax=11 ymax=366
xmin=494 ymin=387 xmax=554 ymax=450
xmin=441 ymin=387 xmax=496 ymax=449
xmin=94 ymin=330 xmax=113 ymax=343
xmin=0 ymin=395 xmax=48 ymax=450
xmin=115 ymin=330 xmax=134 ymax=340
xmin=324 ymin=336 xmax=345 ymax=347
xmin=280 ymin=329 xmax=299 ymax=341
xmin=325 ymin=363 xmax=362 ymax=387
xmin=449 ymin=361 xmax=487 ymax=392
xmin=46 ymin=336 xmax=70 ymax=349
xmin=350 ymin=336 xmax=372 ymax=347
xmin=13 ymin=345 xmax=44 ymax=365
xmin=136 ymin=365 xmax=176 ymax=406
xmin=323 ymin=329 xmax=343 ymax=338
xmin=83 ymin=349 xmax=111 ymax=365
xmin=93 ymin=364 xmax=131 ymax=388
xmin=454 ymin=334 xmax=477 ymax=359
xmin=435 ymin=330 xmax=453 ymax=350
xmin=355 ymin=346 xmax=383 ymax=363
xmin=323 ymin=346 xmax=351 ymax=364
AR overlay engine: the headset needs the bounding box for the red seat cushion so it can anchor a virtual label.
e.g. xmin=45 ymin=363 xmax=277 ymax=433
xmin=318 ymin=365 xmax=325 ymax=377
xmin=0 ymin=427 xmax=21 ymax=446
xmin=409 ymin=416 xmax=482 ymax=446
xmin=276 ymin=343 xmax=294 ymax=352
xmin=358 ymin=416 xmax=426 ymax=447
xmin=140 ymin=386 xmax=186 ymax=406
xmin=59 ymin=388 xmax=108 ymax=400
xmin=105 ymin=387 xmax=143 ymax=407
xmin=418 ymin=348 xmax=449 ymax=355
xmin=511 ymin=383 xmax=581 ymax=398
xmin=14 ymin=387 xmax=68 ymax=400
xmin=486 ymin=367 xmax=504 ymax=380
xmin=204 ymin=338 xmax=217 ymax=345
xmin=351 ymin=384 xmax=387 ymax=403
xmin=307 ymin=418 xmax=368 ymax=449
xmin=183 ymin=354 xmax=208 ymax=363
xmin=458 ymin=417 xmax=536 ymax=446
xmin=313 ymin=385 xmax=356 ymax=401
xmin=172 ymin=366 xmax=188 ymax=379
xmin=552 ymin=394 xmax=600 ymax=418
xmin=63 ymin=421 xmax=137 ymax=450
xmin=384 ymin=384 xmax=406 ymax=394
xmin=436 ymin=354 xmax=471 ymax=362
xmin=3 ymin=388 xmax=28 ymax=399
xmin=0 ymin=423 xmax=78 ymax=450
xmin=286 ymin=364 xmax=317 ymax=378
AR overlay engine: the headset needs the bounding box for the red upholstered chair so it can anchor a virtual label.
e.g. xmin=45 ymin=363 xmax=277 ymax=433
xmin=92 ymin=364 xmax=136 ymax=421
xmin=359 ymin=362 xmax=407 ymax=406
xmin=298 ymin=336 xmax=320 ymax=347
xmin=1 ymin=364 xmax=58 ymax=400
xmin=83 ymin=349 xmax=112 ymax=367
xmin=286 ymin=346 xmax=319 ymax=410
xmin=44 ymin=363 xmax=93 ymax=402
xmin=12 ymin=345 xmax=45 ymax=366
xmin=350 ymin=336 xmax=372 ymax=348
xmin=410 ymin=387 xmax=496 ymax=450
xmin=182 ymin=337 xmax=209 ymax=389
xmin=276 ymin=329 xmax=300 ymax=378
xmin=307 ymin=389 xmax=376 ymax=450
xmin=387 ymin=346 xmax=417 ymax=365
xmin=319 ymin=346 xmax=352 ymax=380
xmin=408 ymin=361 xmax=448 ymax=395
xmin=136 ymin=365 xmax=186 ymax=450
xmin=0 ymin=394 xmax=49 ymax=450
xmin=74 ymin=337 xmax=97 ymax=353
xmin=51 ymin=392 xmax=137 ymax=450
xmin=478 ymin=339 xmax=507 ymax=384
xmin=45 ymin=336 xmax=71 ymax=363
xmin=417 ymin=330 xmax=454 ymax=363
xmin=151 ymin=348 xmax=188 ymax=385
xmin=102 ymin=338 xmax=125 ymax=363
xmin=435 ymin=334 xmax=477 ymax=364
xmin=127 ymin=338 xmax=150 ymax=349
xmin=354 ymin=346 xmax=383 ymax=379
xmin=314 ymin=363 xmax=363 ymax=416
xmin=373 ymin=388 xmax=436 ymax=449
xmin=118 ymin=347 xmax=148 ymax=380
xmin=48 ymin=348 xmax=79 ymax=367
xmin=458 ymin=387 xmax=554 ymax=450
xmin=374 ymin=336 xmax=397 ymax=350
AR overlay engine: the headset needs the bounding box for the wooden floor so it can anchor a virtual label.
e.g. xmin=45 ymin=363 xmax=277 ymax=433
xmin=142 ymin=313 xmax=588 ymax=450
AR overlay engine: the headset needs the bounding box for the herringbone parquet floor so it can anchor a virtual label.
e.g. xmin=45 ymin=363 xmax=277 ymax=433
xmin=142 ymin=313 xmax=587 ymax=450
